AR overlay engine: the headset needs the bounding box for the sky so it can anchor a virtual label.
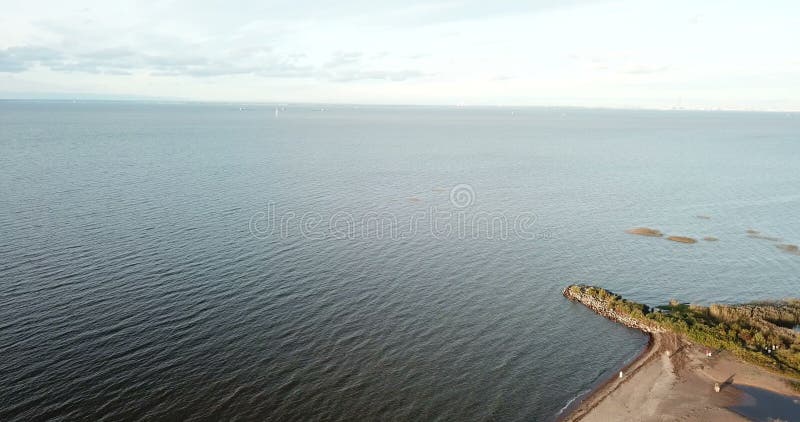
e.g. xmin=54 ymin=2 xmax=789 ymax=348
xmin=1 ymin=0 xmax=799 ymax=109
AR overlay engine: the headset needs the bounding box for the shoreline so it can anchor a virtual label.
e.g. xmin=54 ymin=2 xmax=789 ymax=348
xmin=556 ymin=332 xmax=658 ymax=421
xmin=560 ymin=286 xmax=800 ymax=421
xmin=561 ymin=331 xmax=800 ymax=421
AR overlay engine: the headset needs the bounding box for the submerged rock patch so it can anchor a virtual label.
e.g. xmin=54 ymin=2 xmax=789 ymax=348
xmin=748 ymin=232 xmax=782 ymax=242
xmin=626 ymin=227 xmax=663 ymax=237
xmin=777 ymin=244 xmax=800 ymax=256
xmin=667 ymin=236 xmax=697 ymax=244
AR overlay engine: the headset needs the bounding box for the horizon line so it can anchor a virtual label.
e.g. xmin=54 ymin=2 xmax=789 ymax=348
xmin=2 ymin=97 xmax=800 ymax=114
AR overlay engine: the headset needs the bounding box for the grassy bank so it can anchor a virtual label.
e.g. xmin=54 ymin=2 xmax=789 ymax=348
xmin=565 ymin=285 xmax=800 ymax=379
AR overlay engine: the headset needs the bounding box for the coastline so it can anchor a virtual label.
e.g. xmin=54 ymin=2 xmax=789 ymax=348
xmin=557 ymin=332 xmax=658 ymax=421
xmin=559 ymin=332 xmax=745 ymax=421
xmin=560 ymin=286 xmax=800 ymax=421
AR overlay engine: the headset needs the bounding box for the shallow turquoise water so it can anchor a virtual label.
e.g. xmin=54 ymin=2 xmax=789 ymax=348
xmin=1 ymin=101 xmax=799 ymax=420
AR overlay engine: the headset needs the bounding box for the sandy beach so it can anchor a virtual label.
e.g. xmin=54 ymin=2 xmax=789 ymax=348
xmin=561 ymin=332 xmax=800 ymax=421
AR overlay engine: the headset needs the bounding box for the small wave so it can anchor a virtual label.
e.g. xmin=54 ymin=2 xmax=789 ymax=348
xmin=555 ymin=388 xmax=590 ymax=416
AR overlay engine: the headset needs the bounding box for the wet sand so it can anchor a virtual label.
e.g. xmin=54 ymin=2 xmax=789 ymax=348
xmin=562 ymin=333 xmax=800 ymax=422
xmin=729 ymin=384 xmax=800 ymax=420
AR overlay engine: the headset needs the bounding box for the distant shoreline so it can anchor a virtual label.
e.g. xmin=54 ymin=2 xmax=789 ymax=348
xmin=560 ymin=285 xmax=800 ymax=421
xmin=2 ymin=98 xmax=800 ymax=113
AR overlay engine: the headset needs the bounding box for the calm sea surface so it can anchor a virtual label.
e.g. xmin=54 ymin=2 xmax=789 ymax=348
xmin=1 ymin=101 xmax=799 ymax=421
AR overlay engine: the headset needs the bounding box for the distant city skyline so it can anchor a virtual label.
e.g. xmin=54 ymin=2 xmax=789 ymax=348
xmin=2 ymin=0 xmax=799 ymax=110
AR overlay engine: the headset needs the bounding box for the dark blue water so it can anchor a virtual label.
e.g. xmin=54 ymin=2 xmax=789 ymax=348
xmin=1 ymin=101 xmax=799 ymax=421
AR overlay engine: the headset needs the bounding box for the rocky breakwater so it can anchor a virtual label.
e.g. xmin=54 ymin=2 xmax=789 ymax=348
xmin=563 ymin=285 xmax=666 ymax=333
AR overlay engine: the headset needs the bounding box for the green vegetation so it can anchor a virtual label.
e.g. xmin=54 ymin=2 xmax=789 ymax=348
xmin=569 ymin=285 xmax=800 ymax=379
xmin=572 ymin=285 xmax=652 ymax=318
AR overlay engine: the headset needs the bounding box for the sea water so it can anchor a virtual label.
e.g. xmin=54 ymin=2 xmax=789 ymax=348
xmin=1 ymin=101 xmax=799 ymax=420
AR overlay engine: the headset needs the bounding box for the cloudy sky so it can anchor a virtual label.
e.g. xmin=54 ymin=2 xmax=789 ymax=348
xmin=2 ymin=0 xmax=799 ymax=109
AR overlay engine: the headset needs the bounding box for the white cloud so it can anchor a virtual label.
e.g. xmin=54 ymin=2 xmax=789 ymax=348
xmin=0 ymin=0 xmax=799 ymax=110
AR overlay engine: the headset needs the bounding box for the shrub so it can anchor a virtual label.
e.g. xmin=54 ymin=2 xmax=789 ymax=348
xmin=572 ymin=285 xmax=800 ymax=379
